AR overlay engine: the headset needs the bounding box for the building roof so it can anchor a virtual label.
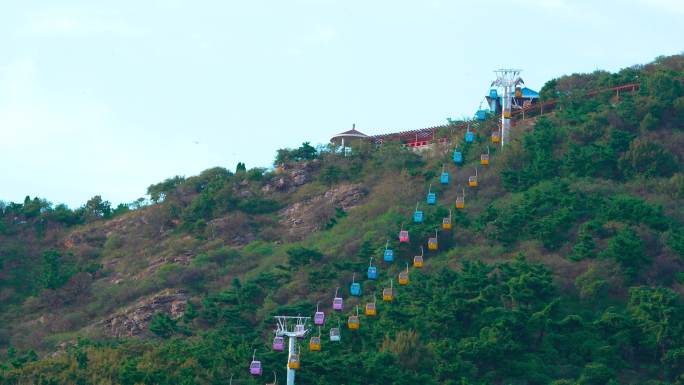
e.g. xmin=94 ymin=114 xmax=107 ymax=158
xmin=330 ymin=124 xmax=369 ymax=142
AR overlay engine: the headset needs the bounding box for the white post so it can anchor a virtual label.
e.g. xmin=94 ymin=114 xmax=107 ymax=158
xmin=287 ymin=336 xmax=296 ymax=385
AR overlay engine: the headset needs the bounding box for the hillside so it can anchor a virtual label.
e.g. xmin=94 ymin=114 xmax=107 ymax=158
xmin=1 ymin=55 xmax=684 ymax=384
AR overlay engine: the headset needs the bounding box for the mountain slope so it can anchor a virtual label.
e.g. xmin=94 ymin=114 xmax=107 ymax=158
xmin=1 ymin=55 xmax=684 ymax=384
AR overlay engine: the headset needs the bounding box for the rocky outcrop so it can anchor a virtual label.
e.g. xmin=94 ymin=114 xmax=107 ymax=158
xmin=261 ymin=160 xmax=320 ymax=193
xmin=279 ymin=183 xmax=367 ymax=239
xmin=102 ymin=289 xmax=188 ymax=338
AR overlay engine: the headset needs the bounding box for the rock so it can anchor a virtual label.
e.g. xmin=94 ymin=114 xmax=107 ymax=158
xmin=279 ymin=183 xmax=367 ymax=239
xmin=102 ymin=289 xmax=189 ymax=338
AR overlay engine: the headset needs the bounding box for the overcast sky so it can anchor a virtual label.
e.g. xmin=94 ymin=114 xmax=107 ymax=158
xmin=1 ymin=0 xmax=682 ymax=207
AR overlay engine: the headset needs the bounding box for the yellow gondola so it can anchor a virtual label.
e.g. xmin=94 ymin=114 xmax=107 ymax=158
xmin=428 ymin=229 xmax=439 ymax=251
xmin=288 ymin=347 xmax=301 ymax=370
xmin=469 ymin=168 xmax=478 ymax=187
xmin=491 ymin=131 xmax=501 ymax=143
xmin=481 ymin=146 xmax=490 ymax=166
xmin=365 ymin=297 xmax=377 ymax=316
xmin=455 ymin=188 xmax=465 ymax=209
xmin=398 ymin=263 xmax=409 ymax=285
xmin=442 ymin=209 xmax=452 ymax=230
xmin=383 ymin=280 xmax=394 ymax=302
xmin=309 ymin=327 xmax=321 ymax=351
xmin=348 ymin=306 xmax=360 ymax=330
xmin=413 ymin=246 xmax=424 ymax=268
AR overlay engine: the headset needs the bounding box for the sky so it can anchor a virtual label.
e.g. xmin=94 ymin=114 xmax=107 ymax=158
xmin=1 ymin=0 xmax=682 ymax=208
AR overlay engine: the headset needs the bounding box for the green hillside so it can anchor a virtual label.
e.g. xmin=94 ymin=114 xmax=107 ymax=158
xmin=1 ymin=55 xmax=684 ymax=384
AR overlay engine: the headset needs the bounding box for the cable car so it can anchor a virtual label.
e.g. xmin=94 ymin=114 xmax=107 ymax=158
xmin=272 ymin=336 xmax=284 ymax=351
xmin=428 ymin=230 xmax=439 ymax=251
xmin=295 ymin=323 xmax=305 ymax=338
xmin=314 ymin=302 xmax=325 ymax=326
xmin=399 ymin=229 xmax=409 ymax=243
xmin=414 ymin=203 xmax=424 ymax=223
xmin=440 ymin=164 xmax=449 ymax=184
xmin=250 ymin=349 xmax=262 ymax=376
xmin=330 ymin=321 xmax=341 ymax=342
xmin=453 ymin=150 xmax=463 ymax=165
xmin=413 ymin=246 xmax=424 ymax=268
xmin=480 ymin=146 xmax=489 ymax=166
xmin=309 ymin=327 xmax=321 ymax=351
xmin=288 ymin=350 xmax=300 ymax=370
xmin=365 ymin=298 xmax=377 ymax=316
xmin=350 ymin=273 xmax=361 ymax=296
xmin=515 ymin=86 xmax=522 ymax=98
xmin=383 ymin=280 xmax=394 ymax=302
xmin=398 ymin=264 xmax=409 ymax=286
xmin=492 ymin=130 xmax=501 ymax=143
xmin=427 ymin=184 xmax=436 ymax=205
xmin=475 ymin=110 xmax=488 ymax=121
xmin=465 ymin=124 xmax=474 ymax=143
xmin=503 ymin=110 xmax=512 ymax=119
xmin=367 ymin=257 xmax=378 ymax=279
xmin=469 ymin=168 xmax=478 ymax=187
xmin=442 ymin=209 xmax=452 ymax=230
xmin=348 ymin=306 xmax=360 ymax=330
xmin=383 ymin=241 xmax=394 ymax=262
xmin=332 ymin=288 xmax=343 ymax=311
xmin=455 ymin=188 xmax=465 ymax=209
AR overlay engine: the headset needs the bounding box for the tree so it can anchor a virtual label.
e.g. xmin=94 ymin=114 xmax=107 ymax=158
xmin=600 ymin=227 xmax=648 ymax=278
xmin=83 ymin=195 xmax=112 ymax=220
xmin=149 ymin=313 xmax=179 ymax=338
xmin=235 ymin=162 xmax=246 ymax=174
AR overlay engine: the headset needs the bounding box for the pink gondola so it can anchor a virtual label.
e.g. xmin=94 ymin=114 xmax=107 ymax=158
xmin=332 ymin=287 xmax=343 ymax=311
xmin=399 ymin=230 xmax=409 ymax=243
xmin=272 ymin=336 xmax=284 ymax=351
xmin=314 ymin=302 xmax=325 ymax=325
xmin=249 ymin=349 xmax=262 ymax=376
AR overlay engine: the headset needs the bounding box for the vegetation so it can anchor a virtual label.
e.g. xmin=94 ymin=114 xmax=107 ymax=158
xmin=1 ymin=55 xmax=684 ymax=384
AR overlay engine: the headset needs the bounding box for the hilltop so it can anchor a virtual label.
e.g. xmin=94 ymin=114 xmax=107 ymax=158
xmin=1 ymin=55 xmax=684 ymax=384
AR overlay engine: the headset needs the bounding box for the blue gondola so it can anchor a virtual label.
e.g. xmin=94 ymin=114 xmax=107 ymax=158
xmin=414 ymin=211 xmax=424 ymax=223
xmin=465 ymin=131 xmax=474 ymax=143
xmin=440 ymin=172 xmax=449 ymax=184
xmin=453 ymin=150 xmax=463 ymax=165
xmin=475 ymin=110 xmax=488 ymax=121
xmin=367 ymin=258 xmax=378 ymax=280
xmin=426 ymin=184 xmax=436 ymax=205
xmin=383 ymin=243 xmax=394 ymax=263
xmin=350 ymin=273 xmax=361 ymax=296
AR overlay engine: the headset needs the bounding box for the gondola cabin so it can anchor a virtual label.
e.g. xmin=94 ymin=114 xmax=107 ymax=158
xmin=475 ymin=110 xmax=488 ymax=121
xmin=272 ymin=336 xmax=284 ymax=351
xmin=367 ymin=265 xmax=378 ymax=279
xmin=491 ymin=131 xmax=501 ymax=143
xmin=468 ymin=175 xmax=478 ymax=187
xmin=413 ymin=255 xmax=423 ymax=268
xmin=365 ymin=302 xmax=377 ymax=316
xmin=383 ymin=287 xmax=394 ymax=302
xmin=348 ymin=315 xmax=360 ymax=330
xmin=309 ymin=336 xmax=321 ymax=351
xmin=442 ymin=217 xmax=452 ymax=230
xmin=250 ymin=360 xmax=262 ymax=376
xmin=288 ymin=355 xmax=300 ymax=370
xmin=414 ymin=210 xmax=424 ymax=223
xmin=399 ymin=230 xmax=409 ymax=243
xmin=453 ymin=150 xmax=463 ymax=165
xmin=440 ymin=171 xmax=449 ymax=184
xmin=314 ymin=311 xmax=325 ymax=326
xmin=455 ymin=196 xmax=465 ymax=209
xmin=398 ymin=271 xmax=409 ymax=285
xmin=350 ymin=282 xmax=361 ymax=296
xmin=465 ymin=131 xmax=475 ymax=143
xmin=250 ymin=350 xmax=262 ymax=376
xmin=481 ymin=153 xmax=489 ymax=165
xmin=330 ymin=327 xmax=341 ymax=342
xmin=295 ymin=324 xmax=305 ymax=338
xmin=383 ymin=248 xmax=394 ymax=262
xmin=333 ymin=297 xmax=343 ymax=311
xmin=428 ymin=237 xmax=438 ymax=251
xmin=427 ymin=192 xmax=436 ymax=205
